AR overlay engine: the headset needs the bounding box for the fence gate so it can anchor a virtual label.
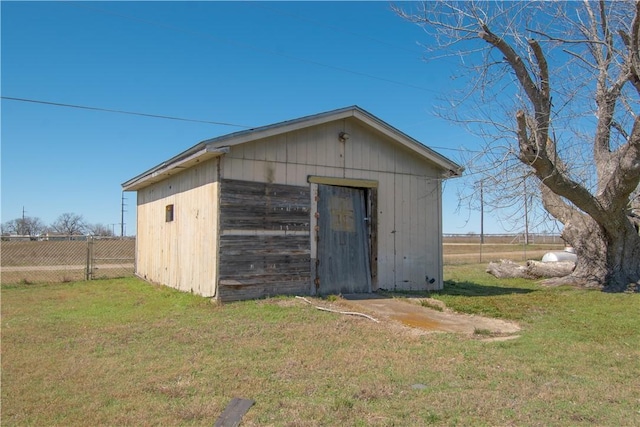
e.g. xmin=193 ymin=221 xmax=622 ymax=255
xmin=0 ymin=236 xmax=135 ymax=284
xmin=87 ymin=237 xmax=136 ymax=280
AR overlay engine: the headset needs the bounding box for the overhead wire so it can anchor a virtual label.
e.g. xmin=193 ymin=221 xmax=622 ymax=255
xmin=1 ymin=96 xmax=252 ymax=128
xmin=6 ymin=3 xmax=478 ymax=153
xmin=2 ymin=95 xmax=476 ymax=154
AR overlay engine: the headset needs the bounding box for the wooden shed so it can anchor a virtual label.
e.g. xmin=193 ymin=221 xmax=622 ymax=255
xmin=122 ymin=106 xmax=462 ymax=301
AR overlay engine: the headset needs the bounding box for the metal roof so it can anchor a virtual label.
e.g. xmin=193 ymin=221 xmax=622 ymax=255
xmin=122 ymin=105 xmax=463 ymax=191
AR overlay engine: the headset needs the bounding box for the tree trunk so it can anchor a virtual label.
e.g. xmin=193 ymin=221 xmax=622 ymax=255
xmin=486 ymin=260 xmax=530 ymax=279
xmin=604 ymin=219 xmax=640 ymax=292
xmin=487 ymin=260 xmax=575 ymax=280
xmin=526 ymin=260 xmax=575 ymax=278
xmin=559 ymin=213 xmax=640 ymax=292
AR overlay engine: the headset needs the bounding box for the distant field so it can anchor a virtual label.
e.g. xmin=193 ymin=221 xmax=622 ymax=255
xmin=443 ymin=234 xmax=563 ymax=245
xmin=443 ymin=242 xmax=565 ymax=264
xmin=1 ymin=240 xmax=135 ymax=267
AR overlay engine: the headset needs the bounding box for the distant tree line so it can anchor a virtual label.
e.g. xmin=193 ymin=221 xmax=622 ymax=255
xmin=1 ymin=212 xmax=116 ymax=238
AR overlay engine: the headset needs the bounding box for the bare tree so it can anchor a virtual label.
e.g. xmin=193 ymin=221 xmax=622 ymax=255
xmin=51 ymin=213 xmax=86 ymax=237
xmin=397 ymin=1 xmax=640 ymax=291
xmin=86 ymin=223 xmax=115 ymax=237
xmin=1 ymin=216 xmax=46 ymax=237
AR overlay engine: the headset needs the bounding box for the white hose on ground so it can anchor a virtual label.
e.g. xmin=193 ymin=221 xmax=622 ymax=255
xmin=295 ymin=296 xmax=379 ymax=323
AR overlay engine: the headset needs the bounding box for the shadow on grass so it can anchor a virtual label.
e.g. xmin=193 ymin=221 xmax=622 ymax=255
xmin=438 ymin=280 xmax=535 ymax=297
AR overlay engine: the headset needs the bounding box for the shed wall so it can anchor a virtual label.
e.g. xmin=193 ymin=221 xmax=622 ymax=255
xmin=221 ymin=118 xmax=444 ymax=291
xmin=135 ymin=158 xmax=219 ymax=296
xmin=218 ymin=179 xmax=311 ymax=301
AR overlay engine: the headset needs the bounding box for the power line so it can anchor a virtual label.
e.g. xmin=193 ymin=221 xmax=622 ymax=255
xmin=2 ymin=95 xmax=479 ymax=155
xmin=1 ymin=96 xmax=252 ymax=128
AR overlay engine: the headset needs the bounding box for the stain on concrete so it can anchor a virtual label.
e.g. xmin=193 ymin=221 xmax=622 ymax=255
xmin=340 ymin=293 xmax=520 ymax=336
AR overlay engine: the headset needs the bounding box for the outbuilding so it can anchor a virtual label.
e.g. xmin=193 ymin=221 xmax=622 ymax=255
xmin=122 ymin=106 xmax=462 ymax=301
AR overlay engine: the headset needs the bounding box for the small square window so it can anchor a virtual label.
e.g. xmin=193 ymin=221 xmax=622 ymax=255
xmin=166 ymin=204 xmax=174 ymax=222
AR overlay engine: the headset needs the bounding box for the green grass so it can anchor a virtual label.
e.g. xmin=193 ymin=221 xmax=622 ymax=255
xmin=2 ymin=268 xmax=639 ymax=426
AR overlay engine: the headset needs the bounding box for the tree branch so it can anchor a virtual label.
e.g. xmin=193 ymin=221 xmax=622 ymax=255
xmin=516 ymin=111 xmax=605 ymax=222
xmin=600 ymin=116 xmax=640 ymax=213
xmin=478 ymin=25 xmax=544 ymax=109
xmin=630 ymin=0 xmax=640 ymax=95
xmin=539 ymin=180 xmax=580 ymax=225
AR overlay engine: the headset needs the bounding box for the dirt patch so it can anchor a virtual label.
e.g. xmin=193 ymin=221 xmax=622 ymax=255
xmin=338 ymin=294 xmax=521 ymax=337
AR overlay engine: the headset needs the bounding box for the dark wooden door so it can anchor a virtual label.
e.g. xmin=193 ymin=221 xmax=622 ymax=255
xmin=317 ymin=184 xmax=371 ymax=294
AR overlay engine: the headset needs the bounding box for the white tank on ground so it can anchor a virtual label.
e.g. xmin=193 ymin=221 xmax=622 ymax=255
xmin=541 ymin=248 xmax=578 ymax=263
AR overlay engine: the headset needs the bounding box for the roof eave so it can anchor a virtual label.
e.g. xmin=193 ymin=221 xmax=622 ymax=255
xmin=350 ymin=108 xmax=464 ymax=177
xmin=122 ymin=105 xmax=464 ymax=191
xmin=121 ymin=145 xmax=229 ymax=191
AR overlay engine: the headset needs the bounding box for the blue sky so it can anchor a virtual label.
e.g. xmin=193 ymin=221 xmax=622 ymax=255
xmin=3 ymin=1 xmax=507 ymax=236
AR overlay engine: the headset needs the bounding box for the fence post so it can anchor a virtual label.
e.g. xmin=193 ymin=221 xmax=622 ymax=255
xmin=85 ymin=237 xmax=94 ymax=280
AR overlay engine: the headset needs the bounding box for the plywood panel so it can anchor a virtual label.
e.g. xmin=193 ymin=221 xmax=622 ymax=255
xmin=285 ymin=163 xmax=309 ymax=186
xmin=379 ymin=172 xmax=443 ymax=292
xmin=135 ymin=158 xmax=219 ymax=297
xmin=242 ymin=139 xmax=256 ymax=160
xmin=371 ymin=171 xmax=396 ymax=289
xmin=421 ymin=177 xmax=442 ymax=289
xmin=223 ymin=156 xmax=247 ymax=181
xmin=253 ymin=138 xmax=266 ymax=161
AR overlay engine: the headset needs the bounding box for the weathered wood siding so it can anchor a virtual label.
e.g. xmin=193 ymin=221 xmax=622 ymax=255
xmin=135 ymin=158 xmax=219 ymax=296
xmin=221 ymin=118 xmax=444 ymax=292
xmin=218 ymin=179 xmax=311 ymax=301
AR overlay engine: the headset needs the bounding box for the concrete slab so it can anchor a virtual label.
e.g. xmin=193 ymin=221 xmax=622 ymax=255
xmin=340 ymin=293 xmax=520 ymax=335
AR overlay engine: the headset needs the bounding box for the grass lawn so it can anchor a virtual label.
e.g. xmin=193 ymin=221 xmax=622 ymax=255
xmin=2 ymin=265 xmax=639 ymax=426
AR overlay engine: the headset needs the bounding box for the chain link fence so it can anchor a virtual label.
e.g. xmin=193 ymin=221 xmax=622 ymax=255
xmin=1 ymin=233 xmax=566 ymax=284
xmin=1 ymin=236 xmax=135 ymax=284
xmin=443 ymin=233 xmax=566 ymax=265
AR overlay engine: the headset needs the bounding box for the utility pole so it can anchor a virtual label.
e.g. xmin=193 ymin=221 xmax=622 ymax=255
xmin=479 ymin=180 xmax=484 ymax=245
xmin=20 ymin=206 xmax=27 ymax=235
xmin=120 ymin=192 xmax=127 ymax=237
xmin=478 ymin=180 xmax=485 ymax=262
xmin=523 ymin=178 xmax=529 ymax=246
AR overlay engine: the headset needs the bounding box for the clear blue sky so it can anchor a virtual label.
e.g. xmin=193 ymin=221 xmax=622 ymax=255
xmin=2 ymin=1 xmax=509 ymax=236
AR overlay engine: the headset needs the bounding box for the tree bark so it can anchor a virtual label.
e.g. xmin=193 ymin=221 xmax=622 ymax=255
xmin=526 ymin=260 xmax=575 ymax=279
xmin=486 ymin=260 xmax=531 ymax=279
xmin=487 ymin=259 xmax=575 ymax=280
